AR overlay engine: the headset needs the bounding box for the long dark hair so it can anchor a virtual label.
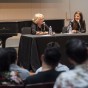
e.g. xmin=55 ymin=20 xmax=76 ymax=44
xmin=72 ymin=11 xmax=84 ymax=31
xmin=74 ymin=11 xmax=83 ymax=23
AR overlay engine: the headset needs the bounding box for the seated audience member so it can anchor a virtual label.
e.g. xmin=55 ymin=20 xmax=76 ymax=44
xmin=54 ymin=39 xmax=88 ymax=88
xmin=0 ymin=48 xmax=22 ymax=85
xmin=24 ymin=42 xmax=64 ymax=85
xmin=31 ymin=13 xmax=49 ymax=34
xmin=35 ymin=63 xmax=69 ymax=74
xmin=67 ymin=11 xmax=86 ymax=33
xmin=5 ymin=47 xmax=30 ymax=81
xmin=36 ymin=42 xmax=69 ymax=73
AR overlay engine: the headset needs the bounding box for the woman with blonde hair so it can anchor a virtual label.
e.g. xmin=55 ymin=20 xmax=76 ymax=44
xmin=31 ymin=13 xmax=49 ymax=34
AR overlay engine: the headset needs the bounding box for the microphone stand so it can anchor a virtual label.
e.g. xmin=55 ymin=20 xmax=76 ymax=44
xmin=77 ymin=20 xmax=81 ymax=32
xmin=43 ymin=22 xmax=45 ymax=32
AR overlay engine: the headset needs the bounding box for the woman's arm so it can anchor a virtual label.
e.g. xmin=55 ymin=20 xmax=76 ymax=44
xmin=31 ymin=23 xmax=37 ymax=34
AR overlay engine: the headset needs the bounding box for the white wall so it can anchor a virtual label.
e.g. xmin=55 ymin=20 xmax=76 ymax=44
xmin=0 ymin=0 xmax=69 ymax=20
xmin=0 ymin=0 xmax=88 ymax=31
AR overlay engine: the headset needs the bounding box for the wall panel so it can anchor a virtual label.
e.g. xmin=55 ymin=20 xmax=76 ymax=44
xmin=0 ymin=0 xmax=88 ymax=31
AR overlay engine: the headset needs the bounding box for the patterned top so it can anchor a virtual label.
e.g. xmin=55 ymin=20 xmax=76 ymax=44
xmin=54 ymin=64 xmax=88 ymax=88
xmin=0 ymin=71 xmax=23 ymax=85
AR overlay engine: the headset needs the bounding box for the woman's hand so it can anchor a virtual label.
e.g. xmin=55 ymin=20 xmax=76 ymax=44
xmin=72 ymin=30 xmax=77 ymax=33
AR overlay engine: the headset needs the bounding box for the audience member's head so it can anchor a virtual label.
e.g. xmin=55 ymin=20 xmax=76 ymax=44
xmin=0 ymin=47 xmax=17 ymax=72
xmin=0 ymin=48 xmax=10 ymax=71
xmin=65 ymin=38 xmax=88 ymax=64
xmin=42 ymin=42 xmax=61 ymax=68
xmin=5 ymin=47 xmax=17 ymax=64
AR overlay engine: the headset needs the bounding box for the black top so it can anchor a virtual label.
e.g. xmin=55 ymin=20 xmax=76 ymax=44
xmin=24 ymin=69 xmax=63 ymax=85
xmin=71 ymin=20 xmax=86 ymax=33
xmin=31 ymin=22 xmax=49 ymax=34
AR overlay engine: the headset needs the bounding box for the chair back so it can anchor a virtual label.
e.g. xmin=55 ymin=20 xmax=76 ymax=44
xmin=25 ymin=82 xmax=54 ymax=88
xmin=21 ymin=27 xmax=31 ymax=34
xmin=0 ymin=85 xmax=24 ymax=88
xmin=62 ymin=26 xmax=68 ymax=33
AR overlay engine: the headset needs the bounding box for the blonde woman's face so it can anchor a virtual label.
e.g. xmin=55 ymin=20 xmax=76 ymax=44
xmin=74 ymin=13 xmax=81 ymax=22
xmin=37 ymin=18 xmax=43 ymax=25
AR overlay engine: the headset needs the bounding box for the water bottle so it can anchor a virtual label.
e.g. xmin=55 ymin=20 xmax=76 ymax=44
xmin=69 ymin=24 xmax=72 ymax=33
xmin=49 ymin=26 xmax=53 ymax=35
xmin=67 ymin=22 xmax=72 ymax=34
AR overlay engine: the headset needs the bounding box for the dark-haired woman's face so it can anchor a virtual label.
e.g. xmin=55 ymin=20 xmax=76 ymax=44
xmin=74 ymin=13 xmax=81 ymax=22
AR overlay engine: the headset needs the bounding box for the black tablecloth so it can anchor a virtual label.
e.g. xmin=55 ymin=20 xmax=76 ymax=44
xmin=18 ymin=33 xmax=88 ymax=71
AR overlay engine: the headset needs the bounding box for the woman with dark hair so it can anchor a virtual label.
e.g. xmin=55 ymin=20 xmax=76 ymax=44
xmin=69 ymin=11 xmax=86 ymax=33
xmin=0 ymin=48 xmax=23 ymax=85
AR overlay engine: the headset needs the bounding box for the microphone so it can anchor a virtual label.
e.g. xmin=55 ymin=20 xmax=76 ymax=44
xmin=43 ymin=22 xmax=45 ymax=31
xmin=43 ymin=22 xmax=45 ymax=24
xmin=77 ymin=20 xmax=81 ymax=30
xmin=76 ymin=20 xmax=80 ymax=25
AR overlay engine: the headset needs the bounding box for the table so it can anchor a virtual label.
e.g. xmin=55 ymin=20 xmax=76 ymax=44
xmin=18 ymin=33 xmax=88 ymax=71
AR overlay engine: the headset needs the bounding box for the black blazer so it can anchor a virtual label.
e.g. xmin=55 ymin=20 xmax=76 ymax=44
xmin=31 ymin=22 xmax=49 ymax=34
xmin=71 ymin=20 xmax=86 ymax=33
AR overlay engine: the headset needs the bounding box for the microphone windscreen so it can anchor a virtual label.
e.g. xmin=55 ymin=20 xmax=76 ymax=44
xmin=77 ymin=20 xmax=79 ymax=23
xmin=43 ymin=22 xmax=45 ymax=25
